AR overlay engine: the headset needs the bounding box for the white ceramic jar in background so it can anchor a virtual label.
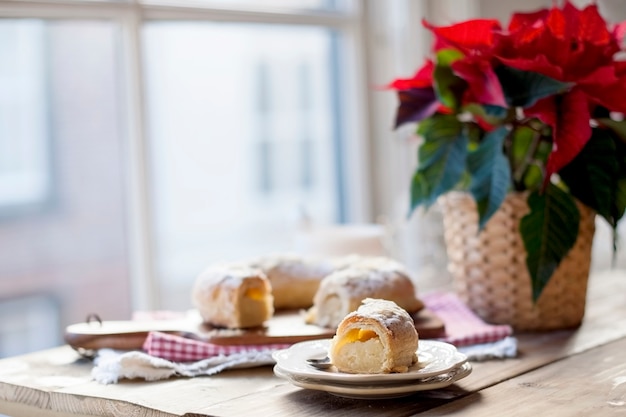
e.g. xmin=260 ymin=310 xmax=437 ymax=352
xmin=292 ymin=224 xmax=391 ymax=258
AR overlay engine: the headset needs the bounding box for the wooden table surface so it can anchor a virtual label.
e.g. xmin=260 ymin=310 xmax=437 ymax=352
xmin=1 ymin=270 xmax=625 ymax=417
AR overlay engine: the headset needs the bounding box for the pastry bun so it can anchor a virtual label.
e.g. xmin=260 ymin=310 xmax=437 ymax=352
xmin=329 ymin=298 xmax=419 ymax=374
xmin=192 ymin=264 xmax=274 ymax=329
xmin=305 ymin=257 xmax=424 ymax=328
xmin=246 ymin=254 xmax=335 ymax=310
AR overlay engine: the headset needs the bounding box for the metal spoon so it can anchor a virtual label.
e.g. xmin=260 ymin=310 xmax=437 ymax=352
xmin=307 ymin=356 xmax=333 ymax=370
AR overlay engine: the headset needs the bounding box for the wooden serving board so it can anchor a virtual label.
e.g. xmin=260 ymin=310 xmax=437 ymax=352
xmin=411 ymin=309 xmax=446 ymax=339
xmin=64 ymin=309 xmax=445 ymax=352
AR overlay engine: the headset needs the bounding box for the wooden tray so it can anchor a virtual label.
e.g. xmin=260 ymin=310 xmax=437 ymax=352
xmin=64 ymin=309 xmax=445 ymax=352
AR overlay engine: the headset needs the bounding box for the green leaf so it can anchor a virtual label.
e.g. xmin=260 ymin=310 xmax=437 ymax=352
xmin=465 ymin=122 xmax=483 ymax=149
xmin=510 ymin=126 xmax=535 ymax=169
xmin=560 ymin=127 xmax=626 ymax=265
xmin=416 ymin=115 xmax=464 ymax=168
xmin=410 ymin=173 xmax=430 ymax=210
xmin=535 ymin=140 xmax=552 ymax=162
xmin=613 ymin=177 xmax=626 ymax=256
xmin=614 ymin=177 xmax=626 ymax=224
xmin=462 ymin=103 xmax=508 ymax=126
xmin=559 ymin=128 xmax=618 ymax=225
xmin=495 ymin=65 xmax=572 ymax=108
xmin=410 ymin=115 xmax=468 ymax=212
xmin=520 ymin=185 xmax=580 ymax=302
xmin=433 ymin=49 xmax=467 ymax=110
xmin=467 ymin=126 xmax=511 ymax=228
xmin=611 ymin=138 xmax=626 ymax=225
xmin=523 ymin=164 xmax=543 ymax=190
xmin=509 ymin=125 xmax=551 ymax=191
xmin=482 ymin=105 xmax=509 ymax=118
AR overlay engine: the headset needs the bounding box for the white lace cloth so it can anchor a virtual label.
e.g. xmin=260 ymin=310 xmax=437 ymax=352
xmin=92 ymin=348 xmax=276 ymax=384
xmin=458 ymin=336 xmax=518 ymax=361
xmin=91 ymin=337 xmax=517 ymax=384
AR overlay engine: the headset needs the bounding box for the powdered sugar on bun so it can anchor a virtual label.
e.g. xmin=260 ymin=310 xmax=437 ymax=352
xmin=246 ymin=254 xmax=336 ymax=310
xmin=305 ymin=257 xmax=424 ymax=328
xmin=329 ymin=298 xmax=418 ymax=374
xmin=192 ymin=264 xmax=273 ymax=329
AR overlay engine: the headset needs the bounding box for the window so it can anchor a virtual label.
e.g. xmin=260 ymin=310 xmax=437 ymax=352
xmin=137 ymin=2 xmax=369 ymax=309
xmin=0 ymin=14 xmax=131 ymax=356
xmin=0 ymin=20 xmax=51 ymax=213
xmin=142 ymin=22 xmax=346 ymax=308
xmin=0 ymin=0 xmax=371 ymax=352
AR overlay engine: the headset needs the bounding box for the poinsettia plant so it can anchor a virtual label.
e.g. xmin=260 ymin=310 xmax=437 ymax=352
xmin=390 ymin=1 xmax=626 ymax=301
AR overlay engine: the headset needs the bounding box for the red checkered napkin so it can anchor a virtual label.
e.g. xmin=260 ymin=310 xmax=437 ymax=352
xmin=421 ymin=291 xmax=512 ymax=346
xmin=141 ymin=291 xmax=511 ymax=362
xmin=142 ymin=331 xmax=291 ymax=362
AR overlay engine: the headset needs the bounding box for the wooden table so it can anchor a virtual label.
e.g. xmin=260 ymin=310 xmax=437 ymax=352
xmin=1 ymin=270 xmax=625 ymax=417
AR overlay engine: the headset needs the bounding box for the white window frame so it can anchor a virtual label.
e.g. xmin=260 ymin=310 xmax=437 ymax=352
xmin=0 ymin=0 xmax=377 ymax=310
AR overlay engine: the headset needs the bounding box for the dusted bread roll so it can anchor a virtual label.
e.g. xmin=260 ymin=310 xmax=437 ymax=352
xmin=329 ymin=298 xmax=418 ymax=374
xmin=247 ymin=254 xmax=335 ymax=310
xmin=330 ymin=254 xmax=403 ymax=271
xmin=192 ymin=264 xmax=274 ymax=329
xmin=305 ymin=257 xmax=424 ymax=328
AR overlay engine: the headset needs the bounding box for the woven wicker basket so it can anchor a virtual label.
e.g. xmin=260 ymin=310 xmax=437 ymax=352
xmin=438 ymin=192 xmax=596 ymax=331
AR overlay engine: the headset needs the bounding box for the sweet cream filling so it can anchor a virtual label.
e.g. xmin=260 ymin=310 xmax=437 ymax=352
xmin=317 ymin=294 xmax=343 ymax=328
xmin=244 ymin=286 xmax=266 ymax=301
xmin=332 ymin=335 xmax=385 ymax=374
xmin=335 ymin=328 xmax=379 ymax=350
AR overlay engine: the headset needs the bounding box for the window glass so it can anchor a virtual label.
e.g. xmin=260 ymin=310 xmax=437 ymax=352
xmin=0 ymin=20 xmax=51 ymax=212
xmin=0 ymin=19 xmax=131 ymax=355
xmin=143 ymin=22 xmax=340 ymax=309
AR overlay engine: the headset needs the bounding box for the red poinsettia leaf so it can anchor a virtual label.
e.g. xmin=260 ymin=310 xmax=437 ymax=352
xmin=583 ymin=83 xmax=626 ymax=115
xmin=578 ymin=65 xmax=626 ymax=114
xmin=526 ymin=96 xmax=557 ymax=128
xmin=562 ymin=0 xmax=580 ymax=39
xmin=508 ymin=9 xmax=549 ymax=32
xmin=451 ymin=59 xmax=506 ymax=107
xmin=567 ymin=42 xmax=619 ymax=79
xmin=512 ymin=25 xmax=544 ymax=46
xmin=613 ymin=21 xmax=626 ymax=44
xmin=546 ymin=89 xmax=592 ymax=178
xmin=423 ymin=19 xmax=502 ymax=53
xmin=497 ymin=55 xmax=563 ymax=81
xmin=546 ymin=6 xmax=567 ymax=40
xmin=388 ymin=60 xmax=434 ymax=90
xmin=578 ymin=65 xmax=619 ymax=88
xmin=578 ymin=3 xmax=612 ymax=45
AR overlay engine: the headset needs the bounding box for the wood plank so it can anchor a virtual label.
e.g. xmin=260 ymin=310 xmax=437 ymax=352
xmin=193 ymin=271 xmax=626 ymax=416
xmin=424 ymin=335 xmax=626 ymax=415
xmin=0 ymin=270 xmax=624 ymax=417
xmin=0 ymin=399 xmax=96 ymax=417
xmin=0 ymin=347 xmax=286 ymax=417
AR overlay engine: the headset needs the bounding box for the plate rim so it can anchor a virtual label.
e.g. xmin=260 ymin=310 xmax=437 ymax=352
xmin=273 ymin=362 xmax=473 ymax=399
xmin=272 ymin=339 xmax=467 ymax=384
